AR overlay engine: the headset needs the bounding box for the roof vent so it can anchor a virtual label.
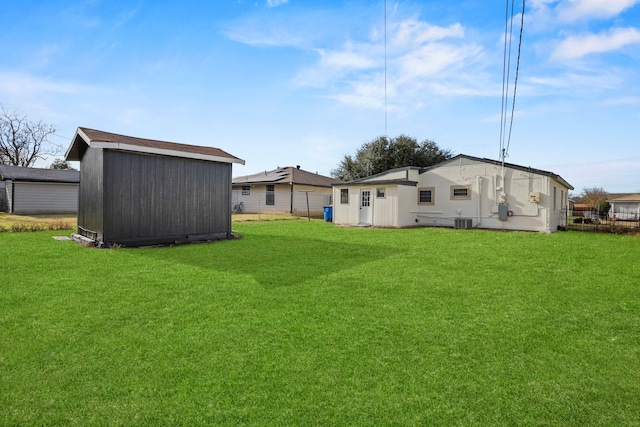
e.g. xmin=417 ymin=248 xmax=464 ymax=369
xmin=296 ymin=165 xmax=300 ymax=169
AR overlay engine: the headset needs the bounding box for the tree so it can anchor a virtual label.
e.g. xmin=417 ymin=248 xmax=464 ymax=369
xmin=49 ymin=159 xmax=76 ymax=170
xmin=0 ymin=107 xmax=59 ymax=167
xmin=331 ymin=135 xmax=453 ymax=181
xmin=581 ymin=187 xmax=610 ymax=216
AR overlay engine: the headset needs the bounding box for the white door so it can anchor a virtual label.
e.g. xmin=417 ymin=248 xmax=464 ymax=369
xmin=359 ymin=189 xmax=371 ymax=224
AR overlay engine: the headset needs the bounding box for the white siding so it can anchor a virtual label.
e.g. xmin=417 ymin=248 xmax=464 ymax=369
xmin=11 ymin=182 xmax=78 ymax=214
xmin=416 ymin=158 xmax=552 ymax=232
xmin=291 ymin=184 xmax=332 ymax=216
xmin=359 ymin=168 xmax=420 ymax=183
xmin=334 ymin=157 xmax=572 ymax=233
xmin=332 ymin=186 xmax=361 ymax=226
xmin=232 ymin=184 xmax=332 ymax=215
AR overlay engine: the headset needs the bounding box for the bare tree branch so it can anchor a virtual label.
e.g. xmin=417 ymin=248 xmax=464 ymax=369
xmin=0 ymin=107 xmax=59 ymax=167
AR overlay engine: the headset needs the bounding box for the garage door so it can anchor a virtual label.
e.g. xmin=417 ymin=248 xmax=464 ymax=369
xmin=12 ymin=182 xmax=78 ymax=214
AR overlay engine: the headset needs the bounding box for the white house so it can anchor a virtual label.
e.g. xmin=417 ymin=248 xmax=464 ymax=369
xmin=232 ymin=166 xmax=341 ymax=216
xmin=607 ymin=194 xmax=640 ymax=220
xmin=0 ymin=164 xmax=80 ymax=214
xmin=332 ymin=154 xmax=573 ymax=233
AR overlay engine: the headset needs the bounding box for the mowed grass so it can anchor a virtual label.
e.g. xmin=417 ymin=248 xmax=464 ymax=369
xmin=1 ymin=222 xmax=639 ymax=426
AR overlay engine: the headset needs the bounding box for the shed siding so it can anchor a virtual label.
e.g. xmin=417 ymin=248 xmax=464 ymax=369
xmin=0 ymin=181 xmax=7 ymax=212
xmin=77 ymin=147 xmax=104 ymax=240
xmin=102 ymin=150 xmax=231 ymax=244
xmin=10 ymin=182 xmax=78 ymax=214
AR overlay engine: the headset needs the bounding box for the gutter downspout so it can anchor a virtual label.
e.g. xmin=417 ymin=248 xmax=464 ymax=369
xmin=476 ymin=176 xmax=482 ymax=227
xmin=10 ymin=179 xmax=15 ymax=214
xmin=290 ymin=182 xmax=293 ymax=214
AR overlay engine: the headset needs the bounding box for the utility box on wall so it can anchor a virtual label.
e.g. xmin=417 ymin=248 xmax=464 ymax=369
xmin=498 ymin=203 xmax=509 ymax=221
xmin=529 ymin=192 xmax=540 ymax=203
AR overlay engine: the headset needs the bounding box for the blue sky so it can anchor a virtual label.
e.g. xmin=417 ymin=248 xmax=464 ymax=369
xmin=1 ymin=0 xmax=639 ymax=193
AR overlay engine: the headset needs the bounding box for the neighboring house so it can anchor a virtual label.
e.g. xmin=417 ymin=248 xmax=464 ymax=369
xmin=570 ymin=203 xmax=594 ymax=218
xmin=0 ymin=164 xmax=79 ymax=214
xmin=65 ymin=127 xmax=244 ymax=247
xmin=332 ymin=154 xmax=573 ymax=233
xmin=232 ymin=166 xmax=341 ymax=216
xmin=607 ymin=194 xmax=640 ymax=220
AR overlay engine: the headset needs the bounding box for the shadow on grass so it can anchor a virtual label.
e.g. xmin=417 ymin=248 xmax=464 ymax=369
xmin=130 ymin=232 xmax=403 ymax=288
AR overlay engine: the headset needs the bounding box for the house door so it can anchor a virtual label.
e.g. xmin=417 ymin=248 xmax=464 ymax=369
xmin=359 ymin=189 xmax=371 ymax=224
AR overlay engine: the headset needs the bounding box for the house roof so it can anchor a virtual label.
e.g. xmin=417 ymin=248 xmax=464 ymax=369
xmin=608 ymin=193 xmax=640 ymax=202
xmin=421 ymin=154 xmax=574 ymax=190
xmin=233 ymin=166 xmax=342 ymax=188
xmin=0 ymin=164 xmax=80 ymax=183
xmin=65 ymin=127 xmax=245 ymax=165
xmin=336 ymin=179 xmax=418 ymax=187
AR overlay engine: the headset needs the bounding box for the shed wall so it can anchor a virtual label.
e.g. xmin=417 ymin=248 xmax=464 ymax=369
xmin=102 ymin=150 xmax=231 ymax=245
xmin=0 ymin=181 xmax=7 ymax=212
xmin=77 ymin=147 xmax=104 ymax=240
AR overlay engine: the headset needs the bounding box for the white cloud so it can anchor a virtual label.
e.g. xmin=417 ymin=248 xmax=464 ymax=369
xmin=318 ymin=47 xmax=378 ymax=70
xmin=0 ymin=72 xmax=95 ymax=97
xmin=391 ymin=19 xmax=464 ymax=47
xmin=551 ymin=27 xmax=640 ymax=60
xmin=557 ymin=0 xmax=640 ymax=22
xmin=601 ymin=96 xmax=640 ymax=105
xmin=295 ymin=18 xmax=485 ymax=110
xmin=266 ymin=0 xmax=288 ymax=8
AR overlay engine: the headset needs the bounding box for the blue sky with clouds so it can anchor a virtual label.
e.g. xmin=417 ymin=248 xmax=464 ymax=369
xmin=1 ymin=0 xmax=639 ymax=193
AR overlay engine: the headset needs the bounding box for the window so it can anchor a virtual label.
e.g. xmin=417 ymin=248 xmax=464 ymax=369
xmin=266 ymin=185 xmax=275 ymax=205
xmin=361 ymin=190 xmax=371 ymax=207
xmin=418 ymin=187 xmax=435 ymax=205
xmin=553 ymin=187 xmax=557 ymax=211
xmin=241 ymin=186 xmax=250 ymax=195
xmin=376 ymin=188 xmax=386 ymax=198
xmin=340 ymin=188 xmax=349 ymax=204
xmin=450 ymin=185 xmax=471 ymax=200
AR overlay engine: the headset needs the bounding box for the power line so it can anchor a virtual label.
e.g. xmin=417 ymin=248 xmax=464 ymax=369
xmin=505 ymin=0 xmax=525 ymax=157
xmin=499 ymin=0 xmax=525 ymax=164
xmin=384 ymin=0 xmax=388 ymax=137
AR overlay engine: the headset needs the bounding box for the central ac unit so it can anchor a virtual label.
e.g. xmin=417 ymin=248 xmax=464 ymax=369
xmin=454 ymin=218 xmax=473 ymax=229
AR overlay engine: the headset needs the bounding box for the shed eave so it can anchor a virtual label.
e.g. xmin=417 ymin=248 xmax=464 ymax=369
xmin=91 ymin=141 xmax=245 ymax=164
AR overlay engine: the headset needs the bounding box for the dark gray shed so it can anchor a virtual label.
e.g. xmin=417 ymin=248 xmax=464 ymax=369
xmin=0 ymin=165 xmax=79 ymax=214
xmin=65 ymin=127 xmax=244 ymax=247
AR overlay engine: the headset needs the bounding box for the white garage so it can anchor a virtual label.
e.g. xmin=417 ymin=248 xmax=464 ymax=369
xmin=0 ymin=165 xmax=79 ymax=214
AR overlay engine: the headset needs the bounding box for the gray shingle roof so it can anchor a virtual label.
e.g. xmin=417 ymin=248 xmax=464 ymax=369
xmin=0 ymin=164 xmax=79 ymax=183
xmin=420 ymin=154 xmax=574 ymax=190
xmin=233 ymin=166 xmax=342 ymax=188
xmin=65 ymin=127 xmax=244 ymax=164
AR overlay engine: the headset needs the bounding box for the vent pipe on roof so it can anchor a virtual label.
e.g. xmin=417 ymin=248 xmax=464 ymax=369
xmin=296 ymin=165 xmax=300 ymax=169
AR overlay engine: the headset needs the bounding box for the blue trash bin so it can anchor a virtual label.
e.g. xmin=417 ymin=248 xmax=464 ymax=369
xmin=323 ymin=206 xmax=333 ymax=222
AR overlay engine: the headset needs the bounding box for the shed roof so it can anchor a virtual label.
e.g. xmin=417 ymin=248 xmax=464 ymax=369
xmin=0 ymin=164 xmax=80 ymax=183
xmin=65 ymin=127 xmax=244 ymax=165
xmin=607 ymin=193 xmax=640 ymax=202
xmin=233 ymin=166 xmax=341 ymax=188
xmin=421 ymin=154 xmax=574 ymax=190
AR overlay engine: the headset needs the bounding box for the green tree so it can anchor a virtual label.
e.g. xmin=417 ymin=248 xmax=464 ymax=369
xmin=49 ymin=159 xmax=76 ymax=170
xmin=331 ymin=135 xmax=453 ymax=181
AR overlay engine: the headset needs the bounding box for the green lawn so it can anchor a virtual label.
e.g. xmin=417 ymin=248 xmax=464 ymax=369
xmin=1 ymin=222 xmax=639 ymax=426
